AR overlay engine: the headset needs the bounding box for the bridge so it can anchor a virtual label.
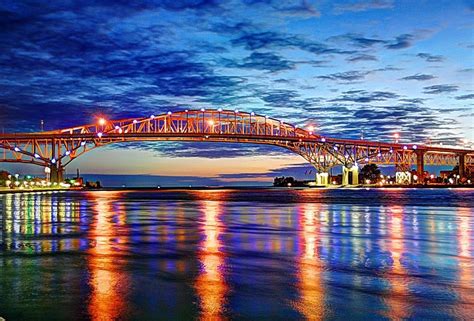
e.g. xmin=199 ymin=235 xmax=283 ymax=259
xmin=1 ymin=109 xmax=473 ymax=185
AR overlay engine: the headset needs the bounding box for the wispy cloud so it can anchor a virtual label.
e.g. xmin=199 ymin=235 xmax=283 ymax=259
xmin=455 ymin=94 xmax=474 ymax=100
xmin=331 ymin=90 xmax=399 ymax=103
xmin=333 ymin=0 xmax=394 ymax=14
xmin=317 ymin=70 xmax=372 ymax=81
xmin=400 ymin=73 xmax=437 ymax=81
xmin=416 ymin=52 xmax=445 ymax=62
xmin=423 ymin=84 xmax=459 ymax=94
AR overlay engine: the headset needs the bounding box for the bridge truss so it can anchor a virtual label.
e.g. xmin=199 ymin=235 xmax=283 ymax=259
xmin=1 ymin=109 xmax=473 ymax=183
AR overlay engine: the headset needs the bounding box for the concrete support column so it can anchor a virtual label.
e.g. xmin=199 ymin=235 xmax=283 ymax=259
xmin=459 ymin=153 xmax=465 ymax=178
xmin=50 ymin=165 xmax=64 ymax=183
xmin=316 ymin=172 xmax=329 ymax=186
xmin=416 ymin=150 xmax=425 ymax=180
xmin=342 ymin=165 xmax=359 ymax=185
xmin=352 ymin=166 xmax=359 ymax=185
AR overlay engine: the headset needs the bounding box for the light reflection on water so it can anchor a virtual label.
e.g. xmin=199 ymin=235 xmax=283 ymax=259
xmin=0 ymin=189 xmax=473 ymax=320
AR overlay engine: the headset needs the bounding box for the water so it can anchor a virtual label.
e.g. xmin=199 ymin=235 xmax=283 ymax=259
xmin=0 ymin=188 xmax=473 ymax=320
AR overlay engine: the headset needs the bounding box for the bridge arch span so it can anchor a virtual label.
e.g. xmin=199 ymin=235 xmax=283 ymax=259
xmin=1 ymin=109 xmax=473 ymax=183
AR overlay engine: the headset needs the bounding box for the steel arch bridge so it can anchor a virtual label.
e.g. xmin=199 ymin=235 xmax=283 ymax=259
xmin=1 ymin=109 xmax=473 ymax=184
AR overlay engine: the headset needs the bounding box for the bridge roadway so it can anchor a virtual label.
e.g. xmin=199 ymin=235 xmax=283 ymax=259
xmin=1 ymin=109 xmax=473 ymax=185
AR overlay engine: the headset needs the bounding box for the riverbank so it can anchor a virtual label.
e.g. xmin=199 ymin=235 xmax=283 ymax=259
xmin=1 ymin=184 xmax=473 ymax=194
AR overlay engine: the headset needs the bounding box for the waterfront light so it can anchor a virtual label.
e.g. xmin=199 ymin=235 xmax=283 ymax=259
xmin=307 ymin=125 xmax=314 ymax=132
xmin=133 ymin=119 xmax=138 ymax=124
xmin=81 ymin=141 xmax=86 ymax=146
xmin=34 ymin=153 xmax=40 ymax=158
xmin=321 ymin=137 xmax=326 ymax=142
xmin=200 ymin=108 xmax=205 ymax=112
xmin=65 ymin=150 xmax=70 ymax=156
xmin=98 ymin=118 xmax=106 ymax=126
xmin=150 ymin=115 xmax=155 ymax=119
xmin=168 ymin=111 xmax=173 ymax=115
xmin=251 ymin=112 xmax=255 ymax=116
xmin=218 ymin=108 xmax=222 ymax=112
xmin=14 ymin=147 xmax=20 ymax=152
xmin=413 ymin=145 xmax=417 ymax=149
xmin=403 ymin=145 xmax=407 ymax=150
xmin=97 ymin=132 xmax=103 ymax=138
xmin=51 ymin=158 xmax=56 ymax=164
xmin=208 ymin=120 xmax=215 ymax=126
xmin=235 ymin=109 xmax=239 ymax=113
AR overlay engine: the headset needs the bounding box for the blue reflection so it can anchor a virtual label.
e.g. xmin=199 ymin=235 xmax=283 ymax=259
xmin=0 ymin=188 xmax=473 ymax=320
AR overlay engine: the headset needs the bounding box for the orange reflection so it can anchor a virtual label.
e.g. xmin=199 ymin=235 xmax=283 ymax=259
xmin=195 ymin=200 xmax=228 ymax=320
xmin=456 ymin=207 xmax=473 ymax=319
xmin=87 ymin=191 xmax=129 ymax=321
xmin=293 ymin=203 xmax=324 ymax=321
xmin=386 ymin=206 xmax=409 ymax=321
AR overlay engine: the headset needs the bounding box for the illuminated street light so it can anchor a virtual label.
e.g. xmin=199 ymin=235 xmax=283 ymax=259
xmin=97 ymin=132 xmax=103 ymax=138
xmin=307 ymin=125 xmax=314 ymax=132
xmin=208 ymin=120 xmax=215 ymax=126
xmin=98 ymin=118 xmax=106 ymax=126
xmin=14 ymin=147 xmax=20 ymax=152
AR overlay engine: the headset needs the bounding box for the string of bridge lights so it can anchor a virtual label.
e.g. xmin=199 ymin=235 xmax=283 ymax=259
xmin=9 ymin=109 xmax=470 ymax=165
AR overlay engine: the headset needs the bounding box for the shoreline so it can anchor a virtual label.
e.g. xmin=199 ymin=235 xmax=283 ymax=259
xmin=2 ymin=184 xmax=474 ymax=194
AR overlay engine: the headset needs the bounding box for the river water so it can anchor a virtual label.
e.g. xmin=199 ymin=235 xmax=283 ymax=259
xmin=0 ymin=188 xmax=473 ymax=320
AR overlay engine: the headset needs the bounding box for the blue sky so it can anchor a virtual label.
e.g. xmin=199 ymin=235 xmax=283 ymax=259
xmin=0 ymin=0 xmax=473 ymax=185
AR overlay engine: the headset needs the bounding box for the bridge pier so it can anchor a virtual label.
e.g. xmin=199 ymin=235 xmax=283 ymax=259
xmin=50 ymin=165 xmax=64 ymax=183
xmin=459 ymin=153 xmax=466 ymax=178
xmin=416 ymin=150 xmax=425 ymax=181
xmin=342 ymin=165 xmax=359 ymax=186
xmin=316 ymin=172 xmax=329 ymax=186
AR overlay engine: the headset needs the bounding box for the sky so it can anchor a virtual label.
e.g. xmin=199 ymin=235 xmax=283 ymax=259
xmin=0 ymin=0 xmax=473 ymax=186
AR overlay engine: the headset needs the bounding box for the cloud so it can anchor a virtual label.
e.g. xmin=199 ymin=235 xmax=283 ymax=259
xmin=243 ymin=0 xmax=320 ymax=17
xmin=423 ymin=84 xmax=459 ymax=94
xmin=346 ymin=54 xmax=378 ymax=62
xmin=333 ymin=0 xmax=394 ymax=14
xmin=231 ymin=31 xmax=355 ymax=55
xmin=455 ymin=94 xmax=474 ymax=100
xmin=328 ymin=33 xmax=386 ymax=47
xmin=416 ymin=52 xmax=445 ymax=62
xmin=317 ymin=70 xmax=372 ymax=81
xmin=223 ymin=52 xmax=296 ymax=72
xmin=330 ymin=90 xmax=399 ymax=103
xmin=400 ymin=73 xmax=437 ymax=81
xmin=385 ymin=34 xmax=414 ymax=49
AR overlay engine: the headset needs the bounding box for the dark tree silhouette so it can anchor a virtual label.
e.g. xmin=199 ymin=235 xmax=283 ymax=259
xmin=360 ymin=164 xmax=381 ymax=183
